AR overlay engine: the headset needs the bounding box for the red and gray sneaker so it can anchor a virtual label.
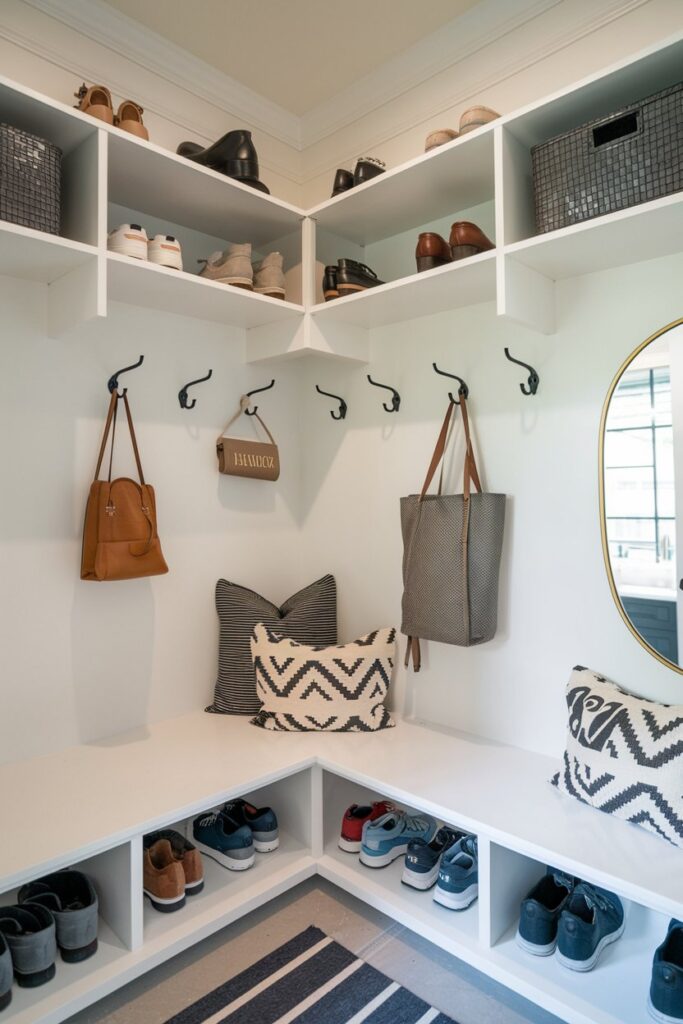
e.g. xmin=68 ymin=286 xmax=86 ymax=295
xmin=339 ymin=801 xmax=393 ymax=853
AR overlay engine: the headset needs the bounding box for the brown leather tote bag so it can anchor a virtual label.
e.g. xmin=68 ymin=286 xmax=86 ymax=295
xmin=81 ymin=390 xmax=169 ymax=581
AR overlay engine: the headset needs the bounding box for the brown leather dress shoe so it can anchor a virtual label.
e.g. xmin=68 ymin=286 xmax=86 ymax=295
xmin=415 ymin=232 xmax=452 ymax=273
xmin=449 ymin=221 xmax=495 ymax=260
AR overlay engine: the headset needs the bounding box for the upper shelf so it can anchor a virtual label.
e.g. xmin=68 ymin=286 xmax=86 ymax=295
xmin=0 ymin=220 xmax=97 ymax=284
xmin=309 ymin=128 xmax=495 ymax=247
xmin=107 ymin=132 xmax=304 ymax=248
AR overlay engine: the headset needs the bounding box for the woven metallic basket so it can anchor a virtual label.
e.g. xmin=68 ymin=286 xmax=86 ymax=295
xmin=531 ymin=82 xmax=682 ymax=234
xmin=0 ymin=123 xmax=61 ymax=235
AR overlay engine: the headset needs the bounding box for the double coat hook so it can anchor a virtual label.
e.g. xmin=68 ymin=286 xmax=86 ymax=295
xmin=367 ymin=374 xmax=400 ymax=413
xmin=178 ymin=369 xmax=212 ymax=410
xmin=107 ymin=355 xmax=144 ymax=396
xmin=316 ymin=385 xmax=347 ymax=420
xmin=245 ymin=379 xmax=275 ymax=416
xmin=504 ymin=348 xmax=540 ymax=396
xmin=433 ymin=362 xmax=469 ymax=404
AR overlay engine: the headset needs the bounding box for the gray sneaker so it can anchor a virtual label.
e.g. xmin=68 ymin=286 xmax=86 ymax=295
xmin=253 ymin=251 xmax=285 ymax=300
xmin=197 ymin=243 xmax=253 ymax=290
xmin=0 ymin=933 xmax=11 ymax=1011
xmin=0 ymin=905 xmax=56 ymax=988
xmin=19 ymin=870 xmax=99 ymax=963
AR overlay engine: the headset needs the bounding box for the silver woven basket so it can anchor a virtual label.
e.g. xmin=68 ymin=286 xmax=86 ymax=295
xmin=0 ymin=123 xmax=61 ymax=235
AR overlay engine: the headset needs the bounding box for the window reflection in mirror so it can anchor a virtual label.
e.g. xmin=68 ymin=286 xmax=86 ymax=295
xmin=602 ymin=321 xmax=683 ymax=668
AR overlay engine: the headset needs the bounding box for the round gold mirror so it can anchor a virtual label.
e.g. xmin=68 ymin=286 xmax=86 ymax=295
xmin=600 ymin=317 xmax=683 ymax=672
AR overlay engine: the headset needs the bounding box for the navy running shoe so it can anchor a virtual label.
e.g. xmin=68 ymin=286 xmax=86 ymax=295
xmin=402 ymin=826 xmax=464 ymax=891
xmin=649 ymin=919 xmax=683 ymax=1022
xmin=516 ymin=868 xmax=576 ymax=956
xmin=433 ymin=834 xmax=478 ymax=910
xmin=556 ymin=882 xmax=624 ymax=971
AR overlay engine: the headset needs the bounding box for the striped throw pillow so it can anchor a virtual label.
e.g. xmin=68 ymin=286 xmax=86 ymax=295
xmin=207 ymin=575 xmax=337 ymax=715
xmin=552 ymin=666 xmax=683 ymax=847
xmin=250 ymin=624 xmax=396 ymax=732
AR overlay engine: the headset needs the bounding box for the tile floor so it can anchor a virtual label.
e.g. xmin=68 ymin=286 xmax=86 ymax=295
xmin=67 ymin=878 xmax=561 ymax=1023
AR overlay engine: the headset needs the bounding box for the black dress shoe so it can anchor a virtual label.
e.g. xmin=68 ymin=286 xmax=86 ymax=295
xmin=323 ymin=266 xmax=339 ymax=300
xmin=176 ymin=130 xmax=270 ymax=193
xmin=331 ymin=168 xmax=354 ymax=197
xmin=336 ymin=258 xmax=384 ymax=297
xmin=353 ymin=157 xmax=385 ymax=186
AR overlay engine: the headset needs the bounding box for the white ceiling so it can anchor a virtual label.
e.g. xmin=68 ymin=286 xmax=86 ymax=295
xmin=104 ymin=0 xmax=481 ymax=115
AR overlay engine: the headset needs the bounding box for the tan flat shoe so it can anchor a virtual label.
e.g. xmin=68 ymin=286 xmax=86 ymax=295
xmin=425 ymin=128 xmax=459 ymax=152
xmin=74 ymin=83 xmax=114 ymax=125
xmin=115 ymin=100 xmax=149 ymax=141
xmin=459 ymin=105 xmax=500 ymax=134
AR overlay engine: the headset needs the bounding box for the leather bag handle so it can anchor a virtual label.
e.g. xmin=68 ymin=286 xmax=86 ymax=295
xmin=419 ymin=400 xmax=458 ymax=500
xmin=93 ymin=390 xmax=146 ymax=485
xmin=459 ymin=395 xmax=482 ymax=499
xmin=217 ymin=395 xmax=277 ymax=447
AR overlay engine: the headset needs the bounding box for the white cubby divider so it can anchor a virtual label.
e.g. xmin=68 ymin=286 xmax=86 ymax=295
xmin=1 ymin=712 xmax=680 ymax=1024
xmin=0 ymin=30 xmax=680 ymax=352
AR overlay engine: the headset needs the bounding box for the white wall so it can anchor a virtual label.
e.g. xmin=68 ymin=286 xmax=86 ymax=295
xmin=0 ymin=0 xmax=682 ymax=765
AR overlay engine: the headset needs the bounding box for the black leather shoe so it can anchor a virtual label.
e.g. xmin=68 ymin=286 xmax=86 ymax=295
xmin=336 ymin=258 xmax=384 ymax=297
xmin=323 ymin=266 xmax=339 ymax=300
xmin=331 ymin=168 xmax=354 ymax=197
xmin=353 ymin=157 xmax=385 ymax=186
xmin=176 ymin=130 xmax=270 ymax=193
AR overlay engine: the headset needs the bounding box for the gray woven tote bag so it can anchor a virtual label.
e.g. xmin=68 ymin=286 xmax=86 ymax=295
xmin=401 ymin=397 xmax=505 ymax=670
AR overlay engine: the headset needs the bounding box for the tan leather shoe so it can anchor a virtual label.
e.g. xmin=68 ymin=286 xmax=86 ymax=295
xmin=415 ymin=232 xmax=452 ymax=273
xmin=425 ymin=129 xmax=458 ymax=152
xmin=74 ymin=83 xmax=114 ymax=125
xmin=115 ymin=100 xmax=149 ymax=141
xmin=143 ymin=839 xmax=186 ymax=913
xmin=449 ymin=221 xmax=495 ymax=260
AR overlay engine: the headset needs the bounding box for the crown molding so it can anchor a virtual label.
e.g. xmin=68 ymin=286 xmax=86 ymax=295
xmin=21 ymin=0 xmax=303 ymax=150
xmin=298 ymin=0 xmax=653 ymax=186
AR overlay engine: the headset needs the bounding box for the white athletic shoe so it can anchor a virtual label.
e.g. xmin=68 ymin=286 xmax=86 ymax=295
xmin=148 ymin=234 xmax=183 ymax=271
xmin=107 ymin=223 xmax=148 ymax=260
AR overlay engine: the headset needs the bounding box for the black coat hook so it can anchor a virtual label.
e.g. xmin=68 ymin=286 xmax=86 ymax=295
xmin=178 ymin=369 xmax=213 ymax=410
xmin=316 ymin=384 xmax=347 ymax=420
xmin=245 ymin=379 xmax=275 ymax=416
xmin=107 ymin=355 xmax=144 ymax=396
xmin=504 ymin=348 xmax=539 ymax=396
xmin=367 ymin=374 xmax=400 ymax=413
xmin=433 ymin=362 xmax=469 ymax=404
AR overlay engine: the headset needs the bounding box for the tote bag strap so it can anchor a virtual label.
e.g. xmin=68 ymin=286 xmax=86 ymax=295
xmin=218 ymin=395 xmax=277 ymax=446
xmin=93 ymin=390 xmax=146 ymax=485
xmin=419 ymin=400 xmax=458 ymax=500
xmin=459 ymin=395 xmax=482 ymax=499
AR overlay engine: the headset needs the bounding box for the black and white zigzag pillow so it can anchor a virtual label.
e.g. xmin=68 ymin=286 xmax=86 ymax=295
xmin=552 ymin=666 xmax=683 ymax=847
xmin=250 ymin=624 xmax=396 ymax=732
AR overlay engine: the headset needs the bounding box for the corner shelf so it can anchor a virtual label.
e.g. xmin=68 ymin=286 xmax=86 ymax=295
xmin=310 ymin=251 xmax=496 ymax=329
xmin=0 ymin=221 xmax=98 ymax=284
xmin=107 ymin=252 xmax=305 ymax=329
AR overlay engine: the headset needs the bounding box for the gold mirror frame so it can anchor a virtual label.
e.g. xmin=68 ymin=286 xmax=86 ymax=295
xmin=599 ymin=316 xmax=683 ymax=674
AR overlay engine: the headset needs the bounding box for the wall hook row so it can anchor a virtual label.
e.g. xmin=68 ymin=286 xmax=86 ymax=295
xmin=245 ymin=379 xmax=275 ymax=416
xmin=178 ymin=369 xmax=213 ymax=410
xmin=504 ymin=348 xmax=540 ymax=396
xmin=316 ymin=384 xmax=347 ymax=420
xmin=367 ymin=374 xmax=400 ymax=413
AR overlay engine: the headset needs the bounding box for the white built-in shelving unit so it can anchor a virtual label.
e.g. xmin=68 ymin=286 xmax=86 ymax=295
xmin=0 ymin=712 xmax=680 ymax=1024
xmin=0 ymin=31 xmax=680 ymax=360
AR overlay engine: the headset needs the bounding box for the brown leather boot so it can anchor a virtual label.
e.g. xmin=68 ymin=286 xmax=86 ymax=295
xmin=415 ymin=232 xmax=452 ymax=273
xmin=449 ymin=221 xmax=495 ymax=260
xmin=143 ymin=839 xmax=186 ymax=913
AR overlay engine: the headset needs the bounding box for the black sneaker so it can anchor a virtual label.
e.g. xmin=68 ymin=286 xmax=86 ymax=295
xmin=336 ymin=258 xmax=384 ymax=298
xmin=323 ymin=266 xmax=339 ymax=301
xmin=331 ymin=168 xmax=354 ymax=197
xmin=516 ymin=868 xmax=576 ymax=956
xmin=0 ymin=906 xmax=56 ymax=988
xmin=649 ymin=919 xmax=683 ymax=1022
xmin=19 ymin=870 xmax=99 ymax=963
xmin=353 ymin=157 xmax=386 ymax=186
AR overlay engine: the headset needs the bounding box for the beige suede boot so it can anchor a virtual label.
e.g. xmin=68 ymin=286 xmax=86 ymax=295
xmin=197 ymin=244 xmax=253 ymax=290
xmin=253 ymin=251 xmax=285 ymax=300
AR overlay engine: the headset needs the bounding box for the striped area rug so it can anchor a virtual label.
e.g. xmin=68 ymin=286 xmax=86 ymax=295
xmin=165 ymin=925 xmax=457 ymax=1024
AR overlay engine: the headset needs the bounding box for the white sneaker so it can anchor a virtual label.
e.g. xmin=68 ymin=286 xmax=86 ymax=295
xmin=107 ymin=223 xmax=148 ymax=260
xmin=148 ymin=234 xmax=183 ymax=271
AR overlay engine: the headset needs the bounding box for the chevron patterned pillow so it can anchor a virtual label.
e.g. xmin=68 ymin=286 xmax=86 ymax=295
xmin=250 ymin=624 xmax=396 ymax=732
xmin=552 ymin=666 xmax=683 ymax=847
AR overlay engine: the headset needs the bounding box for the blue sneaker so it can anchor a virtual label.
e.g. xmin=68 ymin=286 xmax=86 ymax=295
xmin=649 ymin=920 xmax=683 ymax=1023
xmin=192 ymin=811 xmax=255 ymax=871
xmin=556 ymin=882 xmax=624 ymax=971
xmin=433 ymin=834 xmax=478 ymax=910
xmin=360 ymin=810 xmax=437 ymax=869
xmin=402 ymin=826 xmax=464 ymax=891
xmin=516 ymin=868 xmax=576 ymax=956
xmin=222 ymin=799 xmax=279 ymax=853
